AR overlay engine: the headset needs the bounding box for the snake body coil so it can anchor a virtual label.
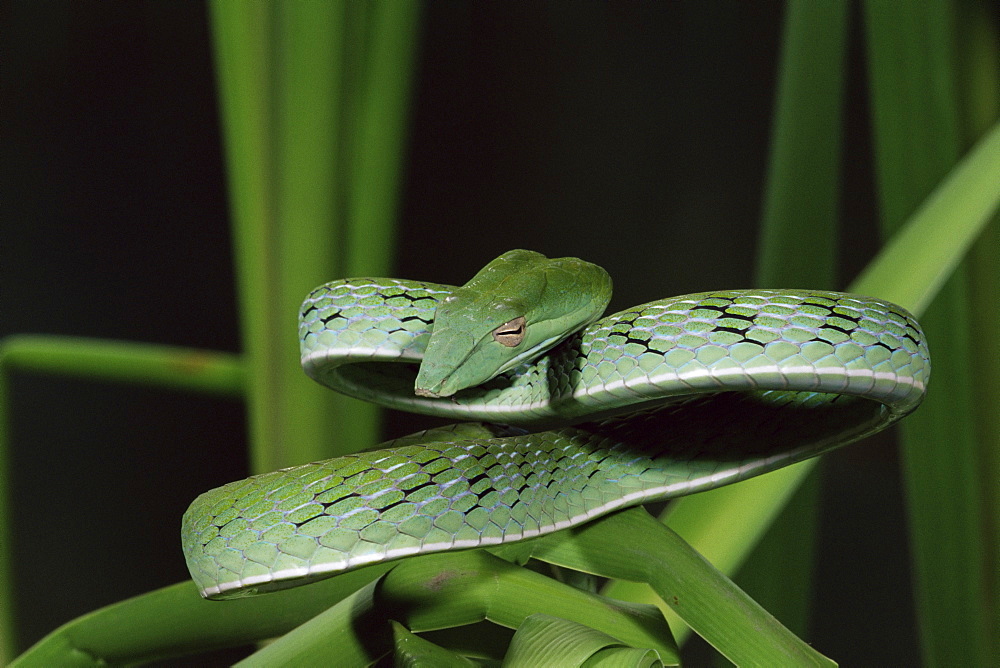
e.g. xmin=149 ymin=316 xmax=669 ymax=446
xmin=182 ymin=252 xmax=929 ymax=599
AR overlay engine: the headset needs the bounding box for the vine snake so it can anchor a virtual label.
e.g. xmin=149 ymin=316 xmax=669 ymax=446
xmin=182 ymin=250 xmax=930 ymax=599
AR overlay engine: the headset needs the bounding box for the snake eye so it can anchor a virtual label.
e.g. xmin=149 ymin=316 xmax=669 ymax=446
xmin=493 ymin=316 xmax=526 ymax=347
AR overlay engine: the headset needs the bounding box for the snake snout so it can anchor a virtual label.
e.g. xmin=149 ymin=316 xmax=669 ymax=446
xmin=414 ymin=362 xmax=457 ymax=398
xmin=414 ymin=385 xmax=444 ymax=398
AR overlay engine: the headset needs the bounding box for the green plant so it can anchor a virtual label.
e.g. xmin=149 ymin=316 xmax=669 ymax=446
xmin=2 ymin=2 xmax=997 ymax=665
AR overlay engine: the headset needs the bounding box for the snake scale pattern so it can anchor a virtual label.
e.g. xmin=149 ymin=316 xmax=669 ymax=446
xmin=182 ymin=251 xmax=929 ymax=599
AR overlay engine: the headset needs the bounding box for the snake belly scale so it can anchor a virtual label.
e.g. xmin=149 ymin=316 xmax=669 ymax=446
xmin=182 ymin=251 xmax=929 ymax=599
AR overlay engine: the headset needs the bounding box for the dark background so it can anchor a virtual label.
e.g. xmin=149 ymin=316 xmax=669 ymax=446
xmin=3 ymin=1 xmax=916 ymax=664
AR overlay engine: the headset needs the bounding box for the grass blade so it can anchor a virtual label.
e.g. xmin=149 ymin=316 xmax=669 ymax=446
xmin=503 ymin=614 xmax=670 ymax=667
xmin=0 ymin=367 xmax=14 ymax=663
xmin=11 ymin=566 xmax=393 ymax=667
xmin=755 ymin=0 xmax=846 ymax=285
xmin=603 ymin=0 xmax=849 ymax=644
xmin=209 ymin=2 xmax=420 ymax=471
xmin=389 ymin=551 xmax=677 ymax=662
xmin=0 ymin=337 xmax=243 ymax=396
xmin=534 ymin=508 xmax=833 ymax=667
xmin=344 ymin=0 xmax=420 ymax=277
xmin=235 ymin=578 xmax=391 ymax=668
xmin=390 ymin=621 xmax=477 ymax=668
xmin=852 ymin=121 xmax=1000 ymax=313
xmin=240 ymin=551 xmax=677 ymax=667
xmin=961 ymin=12 xmax=1000 ymax=649
xmin=598 ymin=119 xmax=1000 ymax=650
xmin=863 ymin=1 xmax=998 ymax=663
xmin=738 ymin=0 xmax=847 ymax=640
xmin=210 ymin=1 xmax=351 ymax=473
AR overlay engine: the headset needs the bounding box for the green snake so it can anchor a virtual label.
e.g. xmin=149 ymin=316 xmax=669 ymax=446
xmin=182 ymin=250 xmax=930 ymax=599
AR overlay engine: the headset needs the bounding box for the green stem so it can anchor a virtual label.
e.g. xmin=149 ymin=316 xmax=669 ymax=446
xmin=9 ymin=568 xmax=391 ymax=667
xmin=240 ymin=550 xmax=677 ymax=667
xmin=209 ymin=2 xmax=420 ymax=473
xmin=535 ymin=509 xmax=834 ymax=666
xmin=0 ymin=336 xmax=243 ymax=396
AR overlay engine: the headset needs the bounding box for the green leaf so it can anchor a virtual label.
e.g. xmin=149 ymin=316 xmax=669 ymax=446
xmin=532 ymin=508 xmax=833 ymax=667
xmin=235 ymin=550 xmax=675 ymax=667
xmin=209 ymin=0 xmax=420 ymax=472
xmin=601 ymin=117 xmax=1000 ymax=652
xmin=583 ymin=647 xmax=664 ymax=668
xmin=863 ymin=1 xmax=999 ymax=663
xmin=0 ymin=336 xmax=243 ymax=397
xmin=235 ymin=577 xmax=391 ymax=668
xmin=391 ymin=621 xmax=478 ymax=668
xmin=741 ymin=0 xmax=848 ymax=640
xmin=502 ymin=614 xmax=669 ymax=668
xmin=419 ymin=620 xmax=514 ymax=663
xmin=755 ymin=0 xmax=847 ymax=287
xmin=209 ymin=0 xmax=359 ymax=472
xmin=382 ymin=551 xmax=676 ymax=662
xmin=851 ymin=121 xmax=1000 ymax=312
xmin=10 ymin=564 xmax=392 ymax=666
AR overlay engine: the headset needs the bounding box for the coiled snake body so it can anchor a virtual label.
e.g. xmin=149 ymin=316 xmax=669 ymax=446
xmin=182 ymin=250 xmax=929 ymax=599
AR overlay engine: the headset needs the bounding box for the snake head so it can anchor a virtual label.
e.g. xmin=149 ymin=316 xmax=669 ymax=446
xmin=414 ymin=249 xmax=612 ymax=398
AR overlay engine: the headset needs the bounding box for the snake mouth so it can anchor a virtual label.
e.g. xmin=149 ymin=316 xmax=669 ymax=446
xmin=412 ymin=348 xmax=474 ymax=399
